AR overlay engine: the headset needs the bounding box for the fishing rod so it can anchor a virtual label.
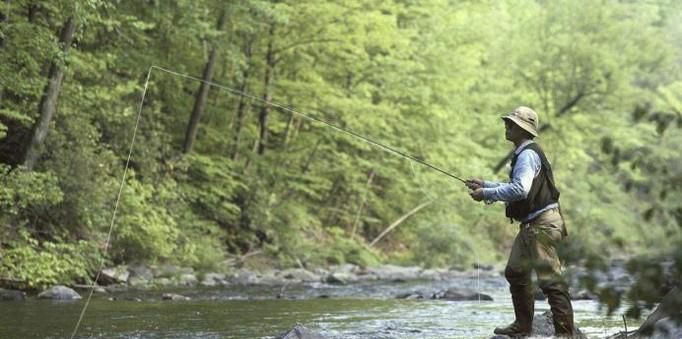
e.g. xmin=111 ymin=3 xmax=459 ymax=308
xmin=150 ymin=66 xmax=467 ymax=184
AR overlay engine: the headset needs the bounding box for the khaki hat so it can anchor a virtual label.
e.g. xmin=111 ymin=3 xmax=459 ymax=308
xmin=502 ymin=106 xmax=539 ymax=137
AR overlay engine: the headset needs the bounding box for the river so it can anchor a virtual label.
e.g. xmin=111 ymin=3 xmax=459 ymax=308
xmin=0 ymin=276 xmax=636 ymax=338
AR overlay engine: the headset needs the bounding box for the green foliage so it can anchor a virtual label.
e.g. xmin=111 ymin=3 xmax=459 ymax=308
xmin=0 ymin=165 xmax=63 ymax=219
xmin=110 ymin=176 xmax=179 ymax=262
xmin=0 ymin=230 xmax=101 ymax=289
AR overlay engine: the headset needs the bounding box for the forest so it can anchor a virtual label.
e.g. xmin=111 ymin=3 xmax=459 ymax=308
xmin=1 ymin=0 xmax=681 ymax=324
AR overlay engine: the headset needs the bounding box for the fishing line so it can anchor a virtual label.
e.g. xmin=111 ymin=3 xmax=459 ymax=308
xmin=149 ymin=66 xmax=467 ymax=183
xmin=70 ymin=67 xmax=152 ymax=339
xmin=70 ymin=65 xmax=469 ymax=337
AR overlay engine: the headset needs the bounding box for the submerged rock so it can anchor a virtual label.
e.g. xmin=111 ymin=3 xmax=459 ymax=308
xmin=277 ymin=325 xmax=326 ymax=339
xmin=396 ymin=288 xmax=493 ymax=301
xmin=38 ymin=285 xmax=81 ymax=300
xmin=0 ymin=288 xmax=26 ymax=301
xmin=439 ymin=288 xmax=493 ymax=301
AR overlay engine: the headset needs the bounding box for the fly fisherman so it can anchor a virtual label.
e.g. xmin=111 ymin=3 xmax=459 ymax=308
xmin=466 ymin=106 xmax=576 ymax=337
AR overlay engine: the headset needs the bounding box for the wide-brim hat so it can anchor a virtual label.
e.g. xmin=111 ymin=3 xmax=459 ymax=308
xmin=502 ymin=106 xmax=539 ymax=137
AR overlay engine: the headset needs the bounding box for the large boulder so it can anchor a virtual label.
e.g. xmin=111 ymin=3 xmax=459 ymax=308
xmin=491 ymin=311 xmax=585 ymax=338
xmin=0 ymin=288 xmax=26 ymax=301
xmin=277 ymin=325 xmax=326 ymax=339
xmin=38 ymin=285 xmax=81 ymax=300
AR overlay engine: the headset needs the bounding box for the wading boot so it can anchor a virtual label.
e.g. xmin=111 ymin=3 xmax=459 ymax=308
xmin=542 ymin=282 xmax=576 ymax=337
xmin=494 ymin=284 xmax=534 ymax=337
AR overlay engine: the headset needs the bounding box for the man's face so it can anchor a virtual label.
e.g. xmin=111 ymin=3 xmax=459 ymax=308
xmin=504 ymin=119 xmax=523 ymax=142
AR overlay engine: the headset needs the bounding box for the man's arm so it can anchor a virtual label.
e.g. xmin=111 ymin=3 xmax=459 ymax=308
xmin=482 ymin=150 xmax=540 ymax=202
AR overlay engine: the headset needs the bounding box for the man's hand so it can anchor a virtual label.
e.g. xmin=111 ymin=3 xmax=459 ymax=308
xmin=469 ymin=188 xmax=485 ymax=201
xmin=465 ymin=178 xmax=484 ymax=190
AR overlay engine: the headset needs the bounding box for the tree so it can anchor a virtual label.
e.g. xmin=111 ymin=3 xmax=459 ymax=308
xmin=22 ymin=16 xmax=76 ymax=170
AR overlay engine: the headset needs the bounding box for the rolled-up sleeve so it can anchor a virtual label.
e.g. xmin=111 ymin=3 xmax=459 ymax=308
xmin=483 ymin=150 xmax=540 ymax=202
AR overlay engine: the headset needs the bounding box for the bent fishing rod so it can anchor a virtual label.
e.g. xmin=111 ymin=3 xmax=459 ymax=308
xmin=150 ymin=66 xmax=467 ymax=184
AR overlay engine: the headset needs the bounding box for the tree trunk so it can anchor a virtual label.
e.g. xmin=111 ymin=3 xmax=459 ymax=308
xmin=257 ymin=24 xmax=276 ymax=155
xmin=351 ymin=170 xmax=374 ymax=237
xmin=230 ymin=39 xmax=253 ymax=161
xmin=27 ymin=3 xmax=39 ymax=23
xmin=182 ymin=9 xmax=227 ymax=154
xmin=22 ymin=17 xmax=76 ymax=171
xmin=0 ymin=0 xmax=7 ymax=48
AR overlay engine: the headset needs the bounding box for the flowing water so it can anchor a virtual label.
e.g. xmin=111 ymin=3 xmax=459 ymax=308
xmin=0 ymin=276 xmax=635 ymax=338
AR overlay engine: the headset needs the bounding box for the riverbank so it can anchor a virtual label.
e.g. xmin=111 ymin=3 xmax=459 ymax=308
xmin=1 ymin=258 xmax=639 ymax=303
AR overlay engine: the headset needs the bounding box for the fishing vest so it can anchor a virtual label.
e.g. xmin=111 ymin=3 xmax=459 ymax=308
xmin=505 ymin=143 xmax=560 ymax=221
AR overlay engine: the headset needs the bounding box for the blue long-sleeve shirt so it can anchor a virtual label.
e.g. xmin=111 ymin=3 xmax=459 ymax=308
xmin=482 ymin=140 xmax=558 ymax=222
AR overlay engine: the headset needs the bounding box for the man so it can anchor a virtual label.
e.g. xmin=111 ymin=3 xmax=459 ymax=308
xmin=466 ymin=106 xmax=575 ymax=337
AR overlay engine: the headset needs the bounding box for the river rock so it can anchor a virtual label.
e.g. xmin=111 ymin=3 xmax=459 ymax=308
xmin=201 ymin=273 xmax=227 ymax=286
xmin=0 ymin=288 xmax=26 ymax=301
xmin=228 ymin=269 xmax=263 ymax=285
xmin=154 ymin=277 xmax=173 ymax=287
xmin=607 ymin=287 xmax=682 ymax=339
xmin=650 ymin=317 xmax=682 ymax=339
xmin=490 ymin=311 xmax=585 ymax=338
xmin=362 ymin=265 xmax=422 ymax=281
xmin=259 ymin=272 xmax=291 ymax=286
xmin=280 ymin=268 xmax=320 ymax=282
xmin=473 ymin=263 xmax=495 ymax=271
xmin=396 ymin=289 xmax=434 ymax=300
xmin=72 ymin=284 xmax=107 ymax=293
xmin=128 ymin=276 xmax=151 ymax=287
xmin=439 ymin=288 xmax=493 ymax=301
xmin=277 ymin=325 xmax=326 ymax=339
xmin=330 ymin=263 xmax=359 ymax=274
xmin=38 ymin=285 xmax=81 ymax=300
xmin=128 ymin=264 xmax=154 ymax=281
xmin=98 ymin=266 xmax=129 ymax=285
xmin=419 ymin=268 xmax=449 ymax=280
xmin=178 ymin=273 xmax=198 ymax=286
xmin=152 ymin=265 xmax=194 ymax=278
xmin=161 ymin=293 xmax=190 ymax=301
xmin=571 ymin=289 xmax=597 ymax=300
xmin=326 ymin=272 xmax=356 ymax=285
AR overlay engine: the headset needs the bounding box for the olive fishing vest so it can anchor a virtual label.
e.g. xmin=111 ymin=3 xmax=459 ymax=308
xmin=505 ymin=143 xmax=560 ymax=221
